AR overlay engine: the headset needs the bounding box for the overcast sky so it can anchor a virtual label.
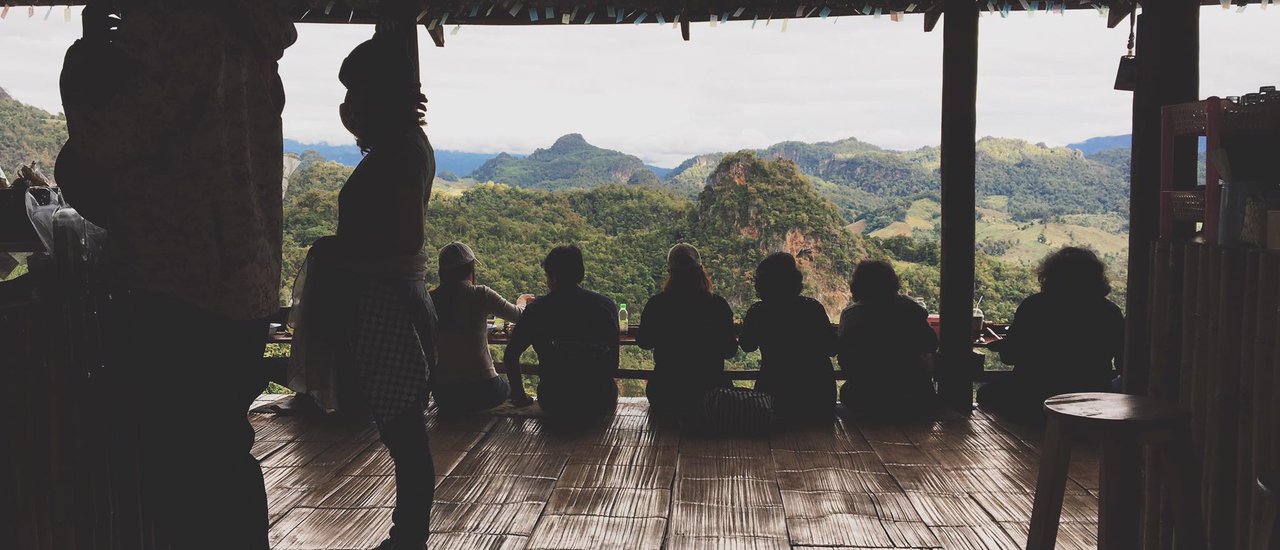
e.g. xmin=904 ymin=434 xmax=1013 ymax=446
xmin=1 ymin=7 xmax=1276 ymax=167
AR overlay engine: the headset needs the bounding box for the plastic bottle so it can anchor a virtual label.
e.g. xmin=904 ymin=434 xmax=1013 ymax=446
xmin=618 ymin=303 xmax=629 ymax=334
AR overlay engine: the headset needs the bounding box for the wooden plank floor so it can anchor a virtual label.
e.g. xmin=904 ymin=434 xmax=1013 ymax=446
xmin=250 ymin=396 xmax=1101 ymax=550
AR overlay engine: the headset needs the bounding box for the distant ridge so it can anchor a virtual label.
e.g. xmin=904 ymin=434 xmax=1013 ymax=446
xmin=283 ymin=139 xmax=511 ymax=177
xmin=467 ymin=133 xmax=660 ymax=191
xmin=1067 ymin=135 xmax=1131 ymax=155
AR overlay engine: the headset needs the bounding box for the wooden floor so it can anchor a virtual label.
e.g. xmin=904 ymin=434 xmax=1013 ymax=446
xmin=252 ymin=396 xmax=1101 ymax=550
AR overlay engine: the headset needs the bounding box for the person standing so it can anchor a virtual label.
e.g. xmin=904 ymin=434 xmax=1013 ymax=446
xmin=429 ymin=242 xmax=533 ymax=415
xmin=57 ymin=1 xmax=295 ymax=547
xmin=739 ymin=252 xmax=840 ymax=424
xmin=636 ymin=244 xmax=738 ymax=424
xmin=502 ymin=245 xmax=619 ymax=420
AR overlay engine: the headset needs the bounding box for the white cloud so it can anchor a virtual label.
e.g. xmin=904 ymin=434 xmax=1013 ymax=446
xmin=1 ymin=7 xmax=1276 ymax=167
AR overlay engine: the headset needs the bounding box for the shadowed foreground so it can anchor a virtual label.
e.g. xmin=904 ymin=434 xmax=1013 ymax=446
xmin=252 ymin=396 xmax=1100 ymax=550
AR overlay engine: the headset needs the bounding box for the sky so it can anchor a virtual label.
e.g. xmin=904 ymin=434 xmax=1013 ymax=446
xmin=1 ymin=6 xmax=1276 ymax=167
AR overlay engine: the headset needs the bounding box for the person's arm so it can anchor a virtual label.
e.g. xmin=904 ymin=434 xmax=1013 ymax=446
xmin=502 ymin=305 xmax=536 ymax=406
xmin=635 ymin=296 xmax=660 ymax=351
xmin=714 ymin=297 xmax=739 ymax=360
xmin=836 ymin=309 xmax=855 ymax=372
xmin=482 ymin=286 xmax=524 ymax=323
xmin=738 ymin=304 xmax=762 ymax=353
xmin=997 ymin=300 xmax=1033 ymax=366
xmin=813 ymin=300 xmax=840 ymax=358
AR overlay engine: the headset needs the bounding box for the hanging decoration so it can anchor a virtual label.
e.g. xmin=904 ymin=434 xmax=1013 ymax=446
xmin=1114 ymin=10 xmax=1137 ymax=91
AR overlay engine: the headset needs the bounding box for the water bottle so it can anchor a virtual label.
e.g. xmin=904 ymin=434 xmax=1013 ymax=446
xmin=618 ymin=303 xmax=629 ymax=334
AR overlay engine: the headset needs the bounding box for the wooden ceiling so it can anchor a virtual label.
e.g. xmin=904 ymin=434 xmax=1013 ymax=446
xmin=2 ymin=1 xmax=1262 ymax=26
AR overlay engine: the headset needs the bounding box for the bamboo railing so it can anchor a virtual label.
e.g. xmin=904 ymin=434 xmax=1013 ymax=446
xmin=1141 ymin=242 xmax=1280 ymax=550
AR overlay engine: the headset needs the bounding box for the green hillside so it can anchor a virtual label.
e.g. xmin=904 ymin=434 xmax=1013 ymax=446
xmin=0 ymin=88 xmax=67 ymax=177
xmin=467 ymin=133 xmax=660 ymax=191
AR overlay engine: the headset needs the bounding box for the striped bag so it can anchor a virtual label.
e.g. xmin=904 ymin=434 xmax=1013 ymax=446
xmin=702 ymin=387 xmax=774 ymax=437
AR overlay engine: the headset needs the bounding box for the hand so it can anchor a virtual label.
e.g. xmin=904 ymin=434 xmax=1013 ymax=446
xmin=510 ymin=391 xmax=534 ymax=407
xmin=516 ymin=294 xmax=536 ymax=307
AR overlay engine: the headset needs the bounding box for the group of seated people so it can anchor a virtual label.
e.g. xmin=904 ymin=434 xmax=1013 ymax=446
xmin=426 ymin=241 xmax=1123 ymax=428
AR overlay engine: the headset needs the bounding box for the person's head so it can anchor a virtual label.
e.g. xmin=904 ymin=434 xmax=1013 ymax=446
xmin=338 ymin=33 xmax=427 ymax=152
xmin=663 ymin=243 xmax=712 ymax=294
xmin=437 ymin=242 xmax=478 ymax=285
xmin=754 ymin=252 xmax=803 ymax=301
xmin=1038 ymin=246 xmax=1110 ymax=298
xmin=849 ymin=260 xmax=901 ymax=303
xmin=542 ymin=245 xmax=585 ymax=290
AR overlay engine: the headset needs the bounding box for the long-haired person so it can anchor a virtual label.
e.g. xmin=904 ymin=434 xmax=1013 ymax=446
xmin=429 ymin=242 xmax=533 ymax=415
xmin=637 ymin=244 xmax=738 ymax=424
xmin=979 ymin=247 xmax=1124 ymax=425
xmin=837 ymin=260 xmax=938 ymax=417
xmin=738 ymin=252 xmax=840 ymax=424
xmin=289 ymin=33 xmax=437 ymax=550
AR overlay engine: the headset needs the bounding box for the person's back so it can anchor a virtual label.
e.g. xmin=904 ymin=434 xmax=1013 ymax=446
xmin=998 ymin=292 xmax=1123 ymax=393
xmin=741 ymin=295 xmax=839 ymax=420
xmin=515 ymin=285 xmax=619 ymax=414
xmin=429 ymin=245 xmax=530 ymax=415
xmin=978 ymin=246 xmax=1123 ymax=425
xmin=835 ymin=260 xmax=937 ymax=417
xmin=638 ymin=290 xmax=737 ymax=419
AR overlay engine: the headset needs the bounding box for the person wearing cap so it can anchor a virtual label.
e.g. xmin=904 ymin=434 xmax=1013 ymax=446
xmin=287 ymin=31 xmax=438 ymax=550
xmin=636 ymin=243 xmax=738 ymax=424
xmin=739 ymin=252 xmax=840 ymax=424
xmin=429 ymin=242 xmax=533 ymax=415
xmin=502 ymin=245 xmax=620 ymax=419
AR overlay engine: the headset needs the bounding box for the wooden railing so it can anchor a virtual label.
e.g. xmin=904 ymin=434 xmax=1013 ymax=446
xmin=1139 ymin=242 xmax=1280 ymax=550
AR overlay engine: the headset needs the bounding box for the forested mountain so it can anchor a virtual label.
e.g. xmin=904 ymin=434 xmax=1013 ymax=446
xmin=665 ymin=137 xmax=1131 ymax=228
xmin=0 ymin=88 xmax=66 ymax=177
xmin=284 ymin=138 xmax=504 ymax=176
xmin=467 ymin=133 xmax=660 ymax=190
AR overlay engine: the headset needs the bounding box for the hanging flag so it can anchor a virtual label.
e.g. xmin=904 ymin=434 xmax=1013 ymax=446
xmin=614 ymin=9 xmax=623 ymax=22
xmin=2 ymin=5 xmax=10 ymax=20
xmin=324 ymin=0 xmax=336 ymax=15
xmin=890 ymin=10 xmax=902 ymax=21
xmin=656 ymin=12 xmax=666 ymax=24
xmin=417 ymin=9 xmax=429 ymax=21
xmin=570 ymin=6 xmax=580 ymax=21
xmin=751 ymin=14 xmax=758 ymax=27
xmin=819 ymin=6 xmax=831 ymax=18
xmin=528 ymin=7 xmax=537 ymax=21
xmin=427 ymin=18 xmax=439 ymax=30
xmin=906 ymin=3 xmax=917 ymax=12
xmin=734 ymin=7 xmax=745 ymax=17
xmin=562 ymin=13 xmax=570 ymax=23
xmin=721 ymin=11 xmax=729 ymax=22
xmin=451 ymin=24 xmax=462 ymax=34
xmin=545 ymin=6 xmax=553 ymax=19
xmin=780 ymin=18 xmax=788 ymax=32
xmin=469 ymin=5 xmax=479 ymax=17
xmin=795 ymin=5 xmax=805 ymax=17
xmin=441 ymin=12 xmax=449 ymax=24
xmin=509 ymin=3 xmax=522 ymax=17
xmin=606 ymin=6 xmax=615 ymax=17
xmin=584 ymin=11 xmax=595 ymax=23
xmin=634 ymin=11 xmax=648 ymax=23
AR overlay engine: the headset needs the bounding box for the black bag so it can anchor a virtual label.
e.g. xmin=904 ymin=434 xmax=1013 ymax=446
xmin=702 ymin=387 xmax=774 ymax=437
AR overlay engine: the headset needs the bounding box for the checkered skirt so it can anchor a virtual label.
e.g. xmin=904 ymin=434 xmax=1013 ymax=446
xmin=350 ymin=279 xmax=436 ymax=425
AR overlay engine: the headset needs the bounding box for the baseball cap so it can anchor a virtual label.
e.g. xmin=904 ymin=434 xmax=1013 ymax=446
xmin=667 ymin=243 xmax=702 ymax=271
xmin=438 ymin=242 xmax=478 ymax=270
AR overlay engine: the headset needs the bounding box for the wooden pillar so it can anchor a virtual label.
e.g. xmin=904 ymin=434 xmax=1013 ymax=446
xmin=1124 ymin=0 xmax=1199 ymax=395
xmin=937 ymin=0 xmax=979 ymax=412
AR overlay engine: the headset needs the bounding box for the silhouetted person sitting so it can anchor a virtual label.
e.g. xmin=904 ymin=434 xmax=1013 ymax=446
xmin=637 ymin=244 xmax=738 ymax=424
xmin=429 ymin=242 xmax=533 ymax=416
xmin=978 ymin=247 xmax=1124 ymax=425
xmin=837 ymin=260 xmax=939 ymax=418
xmin=503 ymin=245 xmax=619 ymax=419
xmin=739 ymin=252 xmax=840 ymax=424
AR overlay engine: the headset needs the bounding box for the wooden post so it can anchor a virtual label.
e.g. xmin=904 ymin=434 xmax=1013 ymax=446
xmin=937 ymin=0 xmax=978 ymax=412
xmin=1124 ymin=0 xmax=1199 ymax=396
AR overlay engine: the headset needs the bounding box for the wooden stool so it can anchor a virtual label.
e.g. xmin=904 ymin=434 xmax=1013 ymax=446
xmin=1026 ymin=392 xmax=1207 ymax=550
